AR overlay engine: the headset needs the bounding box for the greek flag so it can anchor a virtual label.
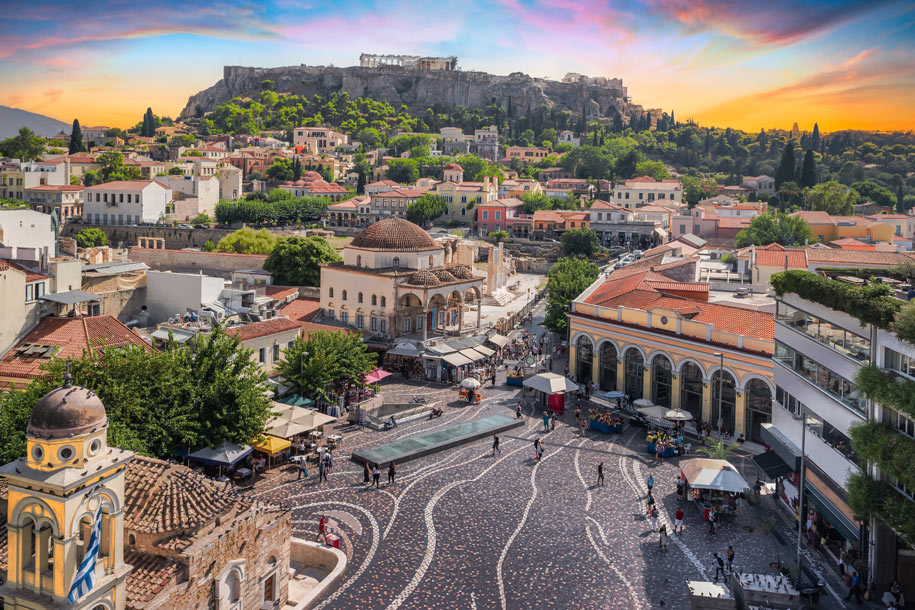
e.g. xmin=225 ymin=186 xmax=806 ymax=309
xmin=68 ymin=511 xmax=101 ymax=603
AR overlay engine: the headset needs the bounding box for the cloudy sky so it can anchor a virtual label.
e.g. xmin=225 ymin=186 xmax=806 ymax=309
xmin=1 ymin=0 xmax=913 ymax=131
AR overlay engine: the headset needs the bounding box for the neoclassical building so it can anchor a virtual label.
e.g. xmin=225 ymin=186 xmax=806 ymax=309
xmin=568 ymin=269 xmax=775 ymax=441
xmin=320 ymin=218 xmax=483 ymax=342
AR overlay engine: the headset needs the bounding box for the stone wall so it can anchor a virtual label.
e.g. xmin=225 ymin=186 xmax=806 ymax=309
xmin=129 ymin=247 xmax=267 ymax=278
xmin=61 ymin=223 xmax=234 ymax=250
xmin=180 ymin=64 xmax=647 ymax=124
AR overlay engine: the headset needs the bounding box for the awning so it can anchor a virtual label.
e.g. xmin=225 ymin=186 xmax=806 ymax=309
xmin=426 ymin=343 xmax=457 ymax=355
xmin=266 ymin=420 xmax=309 ymax=439
xmin=442 ymin=352 xmax=472 ymax=367
xmin=250 ymin=435 xmax=291 ymax=454
xmin=187 ymin=442 xmax=252 ymax=466
xmin=365 ymin=368 xmax=393 ymax=384
xmin=40 ymin=290 xmax=99 ymax=305
xmin=387 ymin=342 xmax=425 ymax=357
xmin=523 ymin=373 xmax=578 ymax=394
xmin=459 ymin=348 xmax=487 ymax=362
xmin=276 ymin=394 xmax=315 ymax=408
xmin=760 ymin=423 xmax=801 ymax=471
xmin=487 ymin=334 xmax=510 ymax=348
xmin=804 ymin=476 xmax=860 ymax=542
xmin=83 ymin=261 xmax=149 ymax=275
xmin=475 ymin=345 xmax=495 ymax=357
xmin=681 ymin=458 xmax=749 ymax=493
xmin=752 ymin=450 xmax=792 ymax=479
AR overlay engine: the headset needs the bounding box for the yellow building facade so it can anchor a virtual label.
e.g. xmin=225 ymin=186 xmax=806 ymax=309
xmin=569 ymin=279 xmax=776 ymax=442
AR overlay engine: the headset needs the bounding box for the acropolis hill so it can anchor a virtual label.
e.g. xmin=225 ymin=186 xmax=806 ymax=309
xmin=179 ymin=56 xmax=654 ymax=124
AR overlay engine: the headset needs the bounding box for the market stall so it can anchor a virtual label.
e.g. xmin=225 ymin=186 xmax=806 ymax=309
xmin=646 ymin=429 xmax=683 ymax=457
xmin=458 ymin=377 xmax=483 ymax=403
xmin=523 ymin=373 xmax=578 ymax=414
xmin=588 ymin=409 xmax=623 ymax=434
xmin=187 ymin=441 xmax=252 ymax=477
xmin=681 ymin=458 xmax=749 ymax=522
xmin=250 ymin=434 xmax=292 ymax=469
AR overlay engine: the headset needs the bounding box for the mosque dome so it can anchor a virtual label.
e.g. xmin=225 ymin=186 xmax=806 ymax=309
xmin=350 ymin=217 xmax=438 ymax=251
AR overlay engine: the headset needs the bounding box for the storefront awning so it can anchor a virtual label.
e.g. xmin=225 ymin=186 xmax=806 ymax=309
xmin=442 ymin=352 xmax=472 ymax=367
xmin=487 ymin=334 xmax=510 ymax=348
xmin=426 ymin=343 xmax=457 ymax=355
xmin=804 ymin=475 xmax=860 ymax=542
xmin=459 ymin=348 xmax=487 ymax=362
xmin=387 ymin=342 xmax=425 ymax=357
xmin=752 ymin=450 xmax=792 ymax=480
xmin=475 ymin=345 xmax=495 ymax=357
xmin=760 ymin=423 xmax=801 ymax=471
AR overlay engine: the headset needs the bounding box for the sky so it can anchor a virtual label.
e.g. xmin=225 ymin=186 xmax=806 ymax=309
xmin=1 ymin=0 xmax=913 ymax=132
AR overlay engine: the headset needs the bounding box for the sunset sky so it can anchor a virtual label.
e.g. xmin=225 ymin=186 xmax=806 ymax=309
xmin=1 ymin=0 xmax=913 ymax=132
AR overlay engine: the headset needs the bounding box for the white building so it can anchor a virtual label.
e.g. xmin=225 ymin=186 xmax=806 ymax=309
xmin=82 ymin=180 xmax=173 ymax=225
xmin=0 ymin=160 xmax=68 ymax=201
xmin=612 ymin=177 xmax=683 ymax=208
xmin=24 ymin=185 xmax=84 ymax=223
xmin=144 ymin=270 xmax=226 ymax=324
xmin=217 ymin=165 xmax=243 ymax=201
xmin=293 ymin=127 xmax=348 ymax=153
xmin=0 ymin=209 xmax=55 ymax=262
xmin=742 ymin=175 xmax=776 ymax=196
xmin=558 ymin=130 xmax=580 ymax=147
xmin=155 ymin=174 xmax=220 ymax=218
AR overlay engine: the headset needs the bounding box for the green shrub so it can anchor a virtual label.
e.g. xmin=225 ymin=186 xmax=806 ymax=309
xmin=771 ymin=270 xmax=901 ymax=329
xmin=856 ymin=365 xmax=915 ymax=420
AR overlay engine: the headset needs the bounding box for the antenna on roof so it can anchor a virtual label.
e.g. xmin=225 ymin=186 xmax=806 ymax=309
xmin=63 ymin=359 xmax=72 ymax=388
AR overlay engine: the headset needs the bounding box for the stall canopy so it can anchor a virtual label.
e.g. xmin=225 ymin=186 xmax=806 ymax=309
xmin=426 ymin=343 xmax=457 ymax=356
xmin=187 ymin=442 xmax=251 ymax=466
xmin=487 ymin=334 xmax=510 ymax=348
xmin=387 ymin=341 xmax=425 ymax=357
xmin=251 ymin=435 xmax=291 ymax=455
xmin=638 ymin=405 xmax=671 ymax=419
xmin=442 ymin=352 xmax=472 ymax=367
xmin=275 ymin=394 xmax=315 ymax=408
xmin=459 ymin=348 xmax=487 ymax=362
xmin=664 ymin=409 xmax=693 ymax=421
xmin=523 ymin=373 xmax=579 ymax=395
xmin=365 ymin=368 xmax=393 ymax=384
xmin=271 ymin=403 xmax=336 ymax=431
xmin=266 ymin=420 xmax=309 ymax=439
xmin=475 ymin=345 xmax=495 ymax=357
xmin=752 ymin=450 xmax=792 ymax=479
xmin=681 ymin=458 xmax=749 ymax=493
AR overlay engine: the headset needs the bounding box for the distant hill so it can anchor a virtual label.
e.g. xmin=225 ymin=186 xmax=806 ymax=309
xmin=0 ymin=106 xmax=70 ymax=139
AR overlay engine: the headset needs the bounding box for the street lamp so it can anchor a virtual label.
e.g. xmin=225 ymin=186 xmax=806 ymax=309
xmin=792 ymin=411 xmax=808 ymax=585
xmin=713 ymin=352 xmax=724 ymax=439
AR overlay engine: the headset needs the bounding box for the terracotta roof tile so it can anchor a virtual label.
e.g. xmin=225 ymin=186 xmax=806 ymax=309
xmin=805 ymin=248 xmax=914 ymax=265
xmin=225 ymin=317 xmax=301 ymax=341
xmin=350 ymin=217 xmax=438 ymax=251
xmin=0 ymin=259 xmax=50 ymax=282
xmin=263 ymin=285 xmax=298 ymax=302
xmin=278 ymin=298 xmax=321 ymax=323
xmin=124 ymin=551 xmax=181 ymax=606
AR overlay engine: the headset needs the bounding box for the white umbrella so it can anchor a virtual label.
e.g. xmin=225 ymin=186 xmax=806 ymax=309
xmin=523 ymin=373 xmax=579 ymax=394
xmin=266 ymin=419 xmax=309 ymax=439
xmin=637 ymin=405 xmax=670 ymax=418
xmin=681 ymin=458 xmax=749 ymax=493
xmin=633 ymin=398 xmax=654 ymax=408
xmin=461 ymin=377 xmax=481 ymax=389
xmin=664 ymin=409 xmax=693 ymax=421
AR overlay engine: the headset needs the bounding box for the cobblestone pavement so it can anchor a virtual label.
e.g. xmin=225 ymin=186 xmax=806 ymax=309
xmin=247 ymin=305 xmax=851 ymax=610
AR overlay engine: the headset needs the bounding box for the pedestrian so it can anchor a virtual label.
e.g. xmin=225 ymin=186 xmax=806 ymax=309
xmin=658 ymin=524 xmax=669 ymax=552
xmin=371 ymin=463 xmax=380 ymax=488
xmin=325 ymin=451 xmax=334 ymax=476
xmin=708 ymin=510 xmax=717 ymax=534
xmin=713 ymin=553 xmax=728 ymax=583
xmin=363 ymin=460 xmax=370 ymax=485
xmin=516 ymin=403 xmax=523 ymax=419
xmin=492 ymin=435 xmax=501 ymax=455
xmin=492 ymin=374 xmax=496 ymax=387
xmin=726 ymin=545 xmax=734 ymax=573
xmin=549 ymin=357 xmax=553 ymax=372
xmin=597 ymin=461 xmax=604 ymax=486
xmin=318 ymin=457 xmax=326 ymax=483
xmin=646 ymin=474 xmax=655 ymax=495
xmin=543 ymin=411 xmax=550 ymax=431
xmin=676 ymin=477 xmax=684 ymax=502
xmin=296 ymin=458 xmax=308 ymax=480
xmin=650 ymin=506 xmax=659 ymax=532
xmin=845 ymin=572 xmax=861 ymax=602
xmin=564 ymin=363 xmax=569 ymax=376
xmin=316 ymin=515 xmax=326 ymax=542
xmin=550 ymin=412 xmax=556 ymax=431
xmin=646 ymin=491 xmax=655 ymax=515
xmin=388 ymin=462 xmax=396 ymax=484
xmin=674 ymin=507 xmax=685 ymax=535
xmin=656 ymin=442 xmax=664 ymax=464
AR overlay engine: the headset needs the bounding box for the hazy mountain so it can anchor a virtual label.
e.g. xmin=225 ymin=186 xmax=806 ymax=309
xmin=0 ymin=106 xmax=70 ymax=139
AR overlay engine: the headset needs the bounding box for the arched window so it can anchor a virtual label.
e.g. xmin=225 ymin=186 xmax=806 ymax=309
xmin=599 ymin=343 xmax=618 ymax=392
xmin=356 ymin=255 xmax=362 ymax=267
xmin=372 ymin=295 xmax=377 ymax=306
xmin=711 ymin=370 xmax=737 ymax=436
xmin=381 ymin=296 xmax=386 ymax=307
xmin=624 ymin=348 xmax=644 ymax=399
xmin=328 ymin=287 xmax=333 ymax=298
xmin=651 ymin=355 xmax=672 ymax=408
xmin=429 ymin=255 xmax=434 ymax=266
xmin=576 ymin=336 xmax=593 ymax=382
xmin=219 ymin=565 xmax=244 ymax=608
xmin=392 ymin=257 xmax=400 ymax=268
xmin=342 ymin=290 xmax=348 ymax=301
xmin=358 ymin=292 xmax=363 ymax=303
xmin=128 ymin=533 xmax=136 ymax=546
xmin=746 ymin=379 xmax=773 ymax=443
xmin=680 ymin=362 xmax=703 ymax=421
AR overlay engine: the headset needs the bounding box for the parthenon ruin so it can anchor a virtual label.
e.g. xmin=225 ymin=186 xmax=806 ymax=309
xmin=359 ymin=53 xmax=458 ymax=71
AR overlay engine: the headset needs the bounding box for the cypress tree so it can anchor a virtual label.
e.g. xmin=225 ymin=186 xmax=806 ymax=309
xmin=775 ymin=139 xmax=797 ymax=189
xmin=670 ymin=110 xmax=675 ymax=126
xmin=592 ymin=128 xmax=598 ymax=146
xmin=68 ymin=119 xmax=83 ymax=154
xmin=811 ymin=122 xmax=820 ymax=151
xmin=599 ymin=131 xmax=604 ymax=147
xmin=799 ymin=149 xmax=816 ymax=188
xmin=613 ymin=114 xmax=623 ymax=133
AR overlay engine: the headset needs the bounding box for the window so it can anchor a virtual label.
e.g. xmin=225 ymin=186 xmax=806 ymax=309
xmin=273 ymin=343 xmax=280 ymax=361
xmin=884 ymin=348 xmax=915 ymax=378
xmin=372 ymin=295 xmax=377 ymax=306
xmin=403 ymin=318 xmax=411 ymax=333
xmin=356 ymin=314 xmax=364 ymax=329
xmin=392 ymin=257 xmax=400 ymax=268
xmin=287 ymin=340 xmax=294 ymax=349
xmin=774 ymin=341 xmax=865 ymax=413
xmin=380 ymin=319 xmax=387 ymax=333
xmin=680 ymin=224 xmax=686 ymax=234
xmin=329 ymin=287 xmax=333 ymax=298
xmin=358 ymin=292 xmax=363 ymax=303
xmin=356 ymin=255 xmax=362 ymax=266
xmin=495 ymin=211 xmax=501 ymax=220
xmin=258 ymin=348 xmax=266 ymax=364
xmin=342 ymin=290 xmax=348 ymax=301
xmin=482 ymin=210 xmax=489 ymax=220
xmin=381 ymin=296 xmax=386 ymax=307
xmin=775 ymin=301 xmax=869 ymax=363
xmin=371 ymin=317 xmax=378 ymax=331
xmin=25 ymin=284 xmax=34 ymax=302
xmin=327 ymin=310 xmax=335 ymax=320
xmin=461 ymin=208 xmax=466 ymax=216
xmin=340 ymin=311 xmax=349 ymax=324
xmin=893 ymin=409 xmax=915 ymax=439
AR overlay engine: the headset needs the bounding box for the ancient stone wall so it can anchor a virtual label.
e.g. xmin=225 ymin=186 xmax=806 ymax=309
xmin=61 ymin=223 xmax=234 ymax=250
xmin=128 ymin=247 xmax=267 ymax=277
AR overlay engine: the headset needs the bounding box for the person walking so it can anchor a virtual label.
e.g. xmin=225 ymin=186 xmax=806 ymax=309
xmin=318 ymin=456 xmax=326 ymax=483
xmin=492 ymin=373 xmax=497 ymax=387
xmin=646 ymin=474 xmax=655 ymax=496
xmin=650 ymin=506 xmax=659 ymax=532
xmin=726 ymin=545 xmax=735 ymax=573
xmin=543 ymin=411 xmax=550 ymax=431
xmin=550 ymin=412 xmax=556 ymax=431
xmin=676 ymin=477 xmax=684 ymax=502
xmin=316 ymin=515 xmax=326 ymax=543
xmin=492 ymin=435 xmax=501 ymax=455
xmin=708 ymin=510 xmax=717 ymax=534
xmin=646 ymin=491 xmax=656 ymax=516
xmin=658 ymin=524 xmax=669 ymax=552
xmin=844 ymin=572 xmax=861 ymax=602
xmin=597 ymin=462 xmax=604 ymax=486
xmin=713 ymin=553 xmax=728 ymax=583
xmin=674 ymin=507 xmax=685 ymax=535
xmin=297 ymin=458 xmax=309 ymax=480
xmin=363 ymin=460 xmax=370 ymax=485
xmin=371 ymin=463 xmax=381 ymax=488
xmin=388 ymin=462 xmax=396 ymax=484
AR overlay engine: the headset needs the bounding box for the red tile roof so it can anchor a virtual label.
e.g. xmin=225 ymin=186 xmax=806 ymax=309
xmin=0 ymin=315 xmax=151 ymax=384
xmin=24 ymin=185 xmax=84 ymax=192
xmin=278 ymin=298 xmax=321 ymax=323
xmin=0 ymin=259 xmax=50 ymax=282
xmin=124 ymin=551 xmax=180 ymax=606
xmin=263 ymin=285 xmax=298 ymax=301
xmin=805 ymin=248 xmax=914 ymax=266
xmin=739 ymin=244 xmax=808 ymax=268
xmin=225 ymin=317 xmax=302 ymax=341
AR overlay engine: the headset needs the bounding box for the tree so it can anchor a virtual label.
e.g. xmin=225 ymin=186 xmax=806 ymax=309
xmin=488 ymin=230 xmax=509 ymax=242
xmin=544 ymin=258 xmax=600 ymax=335
xmin=777 ymin=180 xmax=802 ymax=208
xmin=202 ymin=240 xmax=216 ymax=252
xmin=97 ymin=150 xmax=140 ymax=182
xmin=82 ymin=170 xmax=102 ymax=186
xmin=68 ymin=119 xmax=84 ymax=154
xmin=806 ymin=181 xmax=858 ymax=215
xmin=261 ymin=79 xmax=274 ymax=91
xmin=696 ymin=438 xmax=740 ymax=460
xmin=735 ymin=212 xmax=815 ymax=248
xmin=811 ymin=122 xmax=820 ymax=151
xmin=774 ymin=139 xmax=797 ymax=189
xmin=216 ymin=227 xmax=277 ymax=254
xmin=266 ymin=157 xmax=294 ymax=182
xmin=634 ymin=160 xmax=670 ymax=181
xmin=263 ymin=235 xmax=341 ymax=286
xmin=614 ymin=149 xmax=641 ymax=181
xmin=519 ymin=191 xmax=554 ymax=215
xmin=680 ymin=176 xmax=718 ymax=206
xmin=851 ymin=180 xmax=897 ymax=209
xmin=386 ymin=159 xmax=419 ymax=184
xmin=189 ymin=213 xmax=210 ymax=225
xmin=277 ymin=330 xmax=377 ymax=402
xmin=75 ymin=227 xmax=109 ymax=248
xmin=405 ymin=194 xmax=448 ymax=226
xmin=799 ymin=149 xmax=817 ymax=188
xmin=561 ymin=145 xmax=612 ymax=180
xmin=561 ymin=228 xmax=601 ymax=257
xmin=0 ymin=127 xmax=45 ymax=161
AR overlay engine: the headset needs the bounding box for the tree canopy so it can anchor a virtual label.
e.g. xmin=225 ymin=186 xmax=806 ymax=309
xmin=0 ymin=127 xmax=45 ymax=161
xmin=544 ymin=257 xmax=600 ymax=335
xmin=561 ymin=228 xmax=601 ymax=257
xmin=263 ymin=235 xmax=341 ymax=286
xmin=68 ymin=119 xmax=84 ymax=154
xmin=216 ymin=227 xmax=277 ymax=254
xmin=277 ymin=330 xmax=377 ymax=402
xmin=774 ymin=139 xmax=797 ymax=188
xmin=806 ymin=180 xmax=858 ymax=215
xmin=735 ymin=212 xmax=816 ymax=248
xmin=851 ymin=180 xmax=897 ymax=209
xmin=405 ymin=194 xmax=448 ymax=226
xmin=214 ymin=190 xmax=330 ymax=225
xmin=75 ymin=227 xmax=109 ymax=248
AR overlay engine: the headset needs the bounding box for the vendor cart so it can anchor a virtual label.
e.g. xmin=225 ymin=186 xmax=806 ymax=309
xmin=588 ymin=408 xmax=623 ymax=434
xmin=680 ymin=458 xmax=749 ymax=522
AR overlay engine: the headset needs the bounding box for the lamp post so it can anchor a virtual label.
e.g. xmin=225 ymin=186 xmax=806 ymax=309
xmin=713 ymin=352 xmax=724 ymax=439
xmin=792 ymin=411 xmax=808 ymax=585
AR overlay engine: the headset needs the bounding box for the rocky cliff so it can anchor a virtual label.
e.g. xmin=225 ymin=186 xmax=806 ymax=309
xmin=179 ymin=64 xmax=652 ymax=123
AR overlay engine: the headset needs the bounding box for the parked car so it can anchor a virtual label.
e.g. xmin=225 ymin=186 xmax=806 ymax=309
xmin=632 ymin=250 xmax=644 ymax=259
xmin=194 ymin=224 xmax=207 ymax=229
xmin=177 ymin=223 xmax=194 ymax=229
